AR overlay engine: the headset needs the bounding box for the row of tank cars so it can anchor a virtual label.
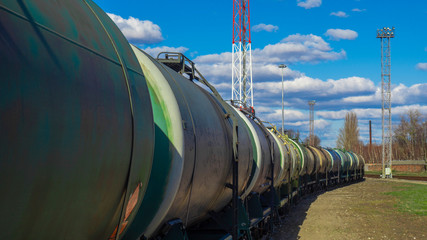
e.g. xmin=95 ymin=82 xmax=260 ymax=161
xmin=0 ymin=1 xmax=364 ymax=240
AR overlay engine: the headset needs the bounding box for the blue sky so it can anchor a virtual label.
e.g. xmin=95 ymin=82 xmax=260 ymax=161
xmin=94 ymin=0 xmax=427 ymax=147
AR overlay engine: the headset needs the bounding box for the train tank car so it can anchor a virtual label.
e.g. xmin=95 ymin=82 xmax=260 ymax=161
xmin=0 ymin=1 xmax=366 ymax=240
xmin=0 ymin=1 xmax=154 ymax=239
xmin=123 ymin=48 xmax=257 ymax=239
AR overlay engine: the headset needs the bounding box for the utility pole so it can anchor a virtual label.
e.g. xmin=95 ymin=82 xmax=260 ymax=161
xmin=308 ymin=100 xmax=316 ymax=146
xmin=377 ymin=27 xmax=395 ymax=179
xmin=279 ymin=64 xmax=287 ymax=136
xmin=232 ymin=0 xmax=253 ymax=108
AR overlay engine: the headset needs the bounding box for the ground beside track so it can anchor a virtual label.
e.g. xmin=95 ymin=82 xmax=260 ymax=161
xmin=272 ymin=178 xmax=427 ymax=240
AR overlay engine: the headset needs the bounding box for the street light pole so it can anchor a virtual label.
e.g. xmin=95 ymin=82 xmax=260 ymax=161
xmin=278 ymin=64 xmax=287 ymax=136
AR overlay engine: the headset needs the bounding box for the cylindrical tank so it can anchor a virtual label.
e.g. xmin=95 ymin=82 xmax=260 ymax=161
xmin=326 ymin=149 xmax=341 ymax=174
xmin=357 ymin=153 xmax=366 ymax=172
xmin=346 ymin=151 xmax=357 ymax=172
xmin=271 ymin=132 xmax=290 ymax=186
xmin=123 ymin=48 xmax=255 ymax=239
xmin=284 ymin=138 xmax=300 ymax=182
xmin=308 ymin=146 xmax=328 ymax=174
xmin=233 ymin=108 xmax=263 ymax=199
xmin=0 ymin=1 xmax=154 ymax=239
xmin=335 ymin=149 xmax=349 ymax=175
xmin=319 ymin=147 xmax=333 ymax=173
xmin=247 ymin=119 xmax=282 ymax=194
xmin=303 ymin=145 xmax=316 ymax=176
xmin=316 ymin=146 xmax=329 ymax=174
xmin=344 ymin=151 xmax=354 ymax=172
xmin=288 ymin=139 xmax=305 ymax=176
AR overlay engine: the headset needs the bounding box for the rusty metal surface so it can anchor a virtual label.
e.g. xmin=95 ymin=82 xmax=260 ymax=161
xmin=0 ymin=1 xmax=154 ymax=239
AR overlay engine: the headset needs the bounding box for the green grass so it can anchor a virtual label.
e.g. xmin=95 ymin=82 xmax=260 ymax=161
xmin=384 ymin=183 xmax=427 ymax=216
xmin=365 ymin=170 xmax=427 ymax=177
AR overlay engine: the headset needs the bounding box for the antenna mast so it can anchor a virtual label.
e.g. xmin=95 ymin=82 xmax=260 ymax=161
xmin=232 ymin=0 xmax=253 ymax=107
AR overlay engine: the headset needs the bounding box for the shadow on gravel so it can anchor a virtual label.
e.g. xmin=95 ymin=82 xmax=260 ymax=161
xmin=272 ymin=193 xmax=319 ymax=240
xmin=273 ymin=182 xmax=364 ymax=240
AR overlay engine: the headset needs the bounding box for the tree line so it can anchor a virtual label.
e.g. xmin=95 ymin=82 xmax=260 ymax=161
xmin=337 ymin=109 xmax=427 ymax=163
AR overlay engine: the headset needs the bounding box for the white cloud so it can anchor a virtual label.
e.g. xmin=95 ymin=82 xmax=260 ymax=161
xmin=253 ymin=23 xmax=279 ymax=32
xmin=330 ymin=11 xmax=349 ymax=18
xmin=193 ymin=34 xmax=346 ymax=84
xmin=416 ymin=62 xmax=427 ymax=71
xmin=352 ymin=8 xmax=366 ymax=12
xmin=325 ymin=29 xmax=358 ymax=40
xmin=256 ymin=34 xmax=346 ymax=63
xmin=278 ymin=119 xmax=330 ymax=131
xmin=263 ymin=109 xmax=307 ymax=122
xmin=342 ymin=83 xmax=427 ymax=106
xmin=317 ymin=108 xmax=380 ymax=120
xmin=317 ymin=105 xmax=427 ymax=120
xmin=107 ymin=13 xmax=163 ymax=44
xmin=250 ymin=76 xmax=376 ymax=118
xmin=143 ymin=46 xmax=189 ymax=57
xmin=195 ymin=34 xmax=345 ymax=65
xmin=297 ymin=0 xmax=322 ymax=9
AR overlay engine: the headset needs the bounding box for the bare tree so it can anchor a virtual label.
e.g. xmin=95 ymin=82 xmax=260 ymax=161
xmin=336 ymin=112 xmax=360 ymax=151
xmin=286 ymin=129 xmax=300 ymax=141
xmin=393 ymin=109 xmax=425 ymax=160
xmin=304 ymin=135 xmax=321 ymax=147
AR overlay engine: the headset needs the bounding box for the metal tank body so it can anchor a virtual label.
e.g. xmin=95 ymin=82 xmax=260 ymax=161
xmin=360 ymin=154 xmax=366 ymax=173
xmin=0 ymin=1 xmax=154 ymax=239
xmin=271 ymin=132 xmax=290 ymax=186
xmin=345 ymin=151 xmax=357 ymax=172
xmin=350 ymin=151 xmax=364 ymax=174
xmin=124 ymin=48 xmax=255 ymax=239
xmin=303 ymin=145 xmax=316 ymax=176
xmin=326 ymin=149 xmax=341 ymax=175
xmin=335 ymin=149 xmax=350 ymax=176
xmin=348 ymin=151 xmax=356 ymax=172
xmin=285 ymin=139 xmax=301 ymax=181
xmin=319 ymin=147 xmax=333 ymax=173
xmin=288 ymin=139 xmax=306 ymax=176
xmin=233 ymin=108 xmax=263 ymax=199
xmin=306 ymin=146 xmax=321 ymax=174
xmin=311 ymin=146 xmax=328 ymax=174
xmin=356 ymin=153 xmax=365 ymax=172
xmin=246 ymin=119 xmax=282 ymax=194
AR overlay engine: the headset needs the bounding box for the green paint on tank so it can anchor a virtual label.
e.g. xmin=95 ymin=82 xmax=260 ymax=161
xmin=122 ymin=65 xmax=175 ymax=239
xmin=0 ymin=1 xmax=154 ymax=239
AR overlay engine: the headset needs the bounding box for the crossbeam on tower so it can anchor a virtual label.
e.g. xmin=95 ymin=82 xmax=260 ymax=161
xmin=232 ymin=0 xmax=253 ymax=108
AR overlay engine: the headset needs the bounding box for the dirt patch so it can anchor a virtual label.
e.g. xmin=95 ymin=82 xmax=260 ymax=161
xmin=273 ymin=179 xmax=427 ymax=240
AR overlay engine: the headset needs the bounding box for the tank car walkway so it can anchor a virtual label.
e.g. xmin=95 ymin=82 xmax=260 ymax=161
xmin=273 ymin=178 xmax=427 ymax=240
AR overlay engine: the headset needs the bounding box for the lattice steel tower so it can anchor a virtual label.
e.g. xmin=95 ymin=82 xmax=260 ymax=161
xmin=308 ymin=100 xmax=316 ymax=145
xmin=377 ymin=27 xmax=395 ymax=179
xmin=232 ymin=0 xmax=253 ymax=107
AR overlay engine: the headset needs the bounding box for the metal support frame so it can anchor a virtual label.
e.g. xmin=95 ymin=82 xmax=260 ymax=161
xmin=308 ymin=100 xmax=316 ymax=146
xmin=377 ymin=27 xmax=395 ymax=179
xmin=157 ymin=52 xmax=242 ymax=240
xmin=232 ymin=0 xmax=253 ymax=108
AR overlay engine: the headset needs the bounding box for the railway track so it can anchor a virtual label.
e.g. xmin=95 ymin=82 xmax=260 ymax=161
xmin=365 ymin=174 xmax=427 ymax=181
